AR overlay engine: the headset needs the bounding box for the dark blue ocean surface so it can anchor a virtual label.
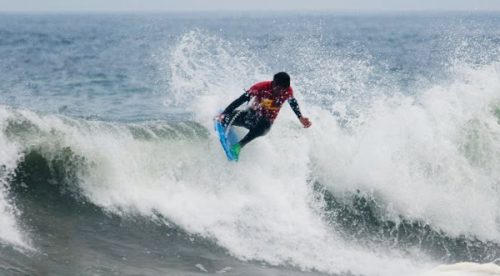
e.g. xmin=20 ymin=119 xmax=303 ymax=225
xmin=1 ymin=13 xmax=498 ymax=120
xmin=1 ymin=12 xmax=500 ymax=276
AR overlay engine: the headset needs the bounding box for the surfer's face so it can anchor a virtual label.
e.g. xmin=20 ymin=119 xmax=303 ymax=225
xmin=272 ymin=82 xmax=287 ymax=96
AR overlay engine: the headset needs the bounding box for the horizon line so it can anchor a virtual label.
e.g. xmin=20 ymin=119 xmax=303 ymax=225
xmin=1 ymin=8 xmax=499 ymax=14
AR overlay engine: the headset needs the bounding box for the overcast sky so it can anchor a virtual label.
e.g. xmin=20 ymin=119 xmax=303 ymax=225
xmin=1 ymin=0 xmax=500 ymax=12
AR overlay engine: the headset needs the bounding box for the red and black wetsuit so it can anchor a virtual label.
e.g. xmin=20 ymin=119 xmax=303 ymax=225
xmin=221 ymin=81 xmax=303 ymax=148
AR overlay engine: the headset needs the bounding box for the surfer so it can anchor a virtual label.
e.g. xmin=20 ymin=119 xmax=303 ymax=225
xmin=217 ymin=72 xmax=312 ymax=159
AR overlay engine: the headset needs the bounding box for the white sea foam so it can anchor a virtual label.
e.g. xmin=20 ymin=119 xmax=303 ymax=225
xmin=0 ymin=107 xmax=32 ymax=250
xmin=421 ymin=262 xmax=500 ymax=276
xmin=0 ymin=105 xmax=423 ymax=276
xmin=312 ymin=61 xmax=500 ymax=241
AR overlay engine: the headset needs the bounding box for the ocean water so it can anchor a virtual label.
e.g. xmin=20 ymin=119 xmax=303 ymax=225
xmin=1 ymin=12 xmax=500 ymax=276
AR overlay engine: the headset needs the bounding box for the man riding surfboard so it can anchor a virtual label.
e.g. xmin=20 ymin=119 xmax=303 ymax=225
xmin=217 ymin=72 xmax=312 ymax=159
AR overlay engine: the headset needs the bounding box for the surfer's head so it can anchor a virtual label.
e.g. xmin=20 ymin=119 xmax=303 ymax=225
xmin=272 ymin=72 xmax=290 ymax=95
xmin=272 ymin=72 xmax=290 ymax=89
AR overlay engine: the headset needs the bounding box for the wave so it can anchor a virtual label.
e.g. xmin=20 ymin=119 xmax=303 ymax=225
xmin=2 ymin=29 xmax=500 ymax=275
xmin=311 ymin=61 xmax=500 ymax=244
xmin=0 ymin=105 xmax=422 ymax=275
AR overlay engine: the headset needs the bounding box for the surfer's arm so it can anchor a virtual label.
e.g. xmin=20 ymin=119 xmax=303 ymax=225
xmin=288 ymin=98 xmax=312 ymax=128
xmin=288 ymin=98 xmax=303 ymax=118
xmin=222 ymin=92 xmax=251 ymax=115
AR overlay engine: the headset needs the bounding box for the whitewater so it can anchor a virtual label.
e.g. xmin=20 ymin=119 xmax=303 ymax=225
xmin=1 ymin=12 xmax=500 ymax=276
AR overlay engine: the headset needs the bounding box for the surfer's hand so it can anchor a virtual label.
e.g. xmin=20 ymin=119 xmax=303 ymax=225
xmin=300 ymin=117 xmax=312 ymax=128
xmin=215 ymin=113 xmax=225 ymax=122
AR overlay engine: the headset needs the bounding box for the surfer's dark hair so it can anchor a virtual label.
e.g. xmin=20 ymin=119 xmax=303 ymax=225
xmin=273 ymin=72 xmax=290 ymax=88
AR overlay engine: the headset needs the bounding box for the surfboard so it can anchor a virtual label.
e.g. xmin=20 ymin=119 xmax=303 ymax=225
xmin=214 ymin=118 xmax=239 ymax=161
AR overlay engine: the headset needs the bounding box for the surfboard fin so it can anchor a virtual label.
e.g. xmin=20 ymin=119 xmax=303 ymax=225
xmin=230 ymin=143 xmax=241 ymax=161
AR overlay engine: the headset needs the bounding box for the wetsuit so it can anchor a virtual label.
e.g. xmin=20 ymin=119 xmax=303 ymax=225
xmin=221 ymin=81 xmax=303 ymax=148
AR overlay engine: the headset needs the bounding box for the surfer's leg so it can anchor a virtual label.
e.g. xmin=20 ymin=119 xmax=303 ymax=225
xmin=223 ymin=110 xmax=248 ymax=128
xmin=238 ymin=119 xmax=271 ymax=148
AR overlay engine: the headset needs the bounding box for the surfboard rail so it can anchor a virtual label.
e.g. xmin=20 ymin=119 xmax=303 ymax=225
xmin=214 ymin=119 xmax=239 ymax=161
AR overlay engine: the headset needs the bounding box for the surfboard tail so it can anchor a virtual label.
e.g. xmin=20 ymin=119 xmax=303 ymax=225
xmin=214 ymin=120 xmax=238 ymax=161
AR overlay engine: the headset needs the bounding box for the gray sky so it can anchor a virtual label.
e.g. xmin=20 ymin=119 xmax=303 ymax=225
xmin=1 ymin=0 xmax=500 ymax=12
